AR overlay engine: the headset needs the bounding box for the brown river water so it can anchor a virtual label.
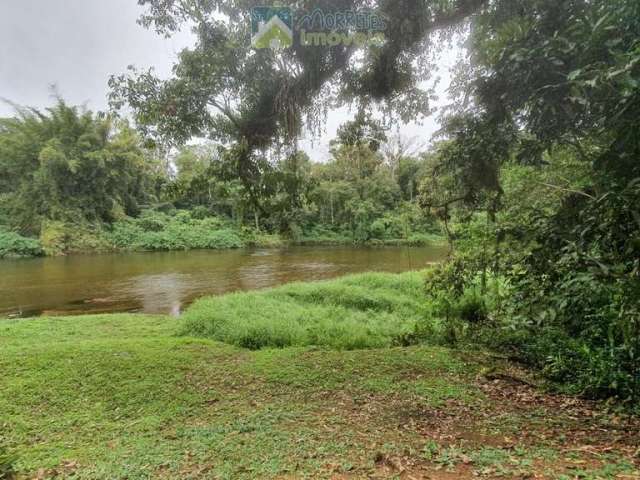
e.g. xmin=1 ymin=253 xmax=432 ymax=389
xmin=0 ymin=245 xmax=447 ymax=318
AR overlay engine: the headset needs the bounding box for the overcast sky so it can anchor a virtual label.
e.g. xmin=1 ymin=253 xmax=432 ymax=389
xmin=0 ymin=1 xmax=457 ymax=161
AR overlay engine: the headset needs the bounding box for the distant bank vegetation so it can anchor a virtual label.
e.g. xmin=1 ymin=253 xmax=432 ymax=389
xmin=0 ymin=209 xmax=442 ymax=259
xmin=0 ymin=102 xmax=441 ymax=258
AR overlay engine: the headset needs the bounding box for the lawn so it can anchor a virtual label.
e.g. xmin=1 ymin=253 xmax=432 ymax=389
xmin=1 ymin=273 xmax=638 ymax=479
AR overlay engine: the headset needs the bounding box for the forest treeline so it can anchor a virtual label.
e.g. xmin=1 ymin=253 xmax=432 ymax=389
xmin=0 ymin=103 xmax=439 ymax=257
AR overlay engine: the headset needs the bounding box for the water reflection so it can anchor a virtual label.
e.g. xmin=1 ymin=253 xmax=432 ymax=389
xmin=0 ymin=246 xmax=447 ymax=317
xmin=123 ymin=273 xmax=190 ymax=316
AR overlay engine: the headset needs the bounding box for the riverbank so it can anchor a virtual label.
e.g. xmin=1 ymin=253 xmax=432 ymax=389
xmin=1 ymin=272 xmax=638 ymax=479
xmin=0 ymin=217 xmax=444 ymax=259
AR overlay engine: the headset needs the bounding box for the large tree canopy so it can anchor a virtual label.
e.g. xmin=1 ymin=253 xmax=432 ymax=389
xmin=109 ymin=0 xmax=487 ymax=184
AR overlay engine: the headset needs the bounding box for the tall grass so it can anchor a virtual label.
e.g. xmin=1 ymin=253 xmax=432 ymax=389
xmin=181 ymin=271 xmax=431 ymax=350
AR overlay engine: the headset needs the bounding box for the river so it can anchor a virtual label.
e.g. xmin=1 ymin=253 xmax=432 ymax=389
xmin=0 ymin=245 xmax=447 ymax=317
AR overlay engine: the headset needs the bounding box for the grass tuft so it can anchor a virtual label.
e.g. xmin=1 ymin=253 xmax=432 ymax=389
xmin=181 ymin=271 xmax=430 ymax=350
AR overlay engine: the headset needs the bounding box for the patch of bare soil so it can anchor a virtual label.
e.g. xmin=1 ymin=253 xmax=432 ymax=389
xmin=335 ymin=363 xmax=639 ymax=479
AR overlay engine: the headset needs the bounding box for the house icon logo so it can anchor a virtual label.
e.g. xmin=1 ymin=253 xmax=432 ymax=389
xmin=250 ymin=7 xmax=293 ymax=49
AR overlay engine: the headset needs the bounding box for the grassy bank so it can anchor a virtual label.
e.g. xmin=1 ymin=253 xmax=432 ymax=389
xmin=1 ymin=274 xmax=638 ymax=479
xmin=182 ymin=272 xmax=431 ymax=350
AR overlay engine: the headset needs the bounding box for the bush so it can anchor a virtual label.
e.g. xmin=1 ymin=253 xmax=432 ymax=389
xmin=188 ymin=229 xmax=244 ymax=249
xmin=107 ymin=210 xmax=246 ymax=251
xmin=406 ymin=233 xmax=441 ymax=247
xmin=182 ymin=271 xmax=433 ymax=350
xmin=369 ymin=219 xmax=387 ymax=238
xmin=494 ymin=180 xmax=640 ymax=401
xmin=108 ymin=219 xmax=144 ymax=248
xmin=424 ymin=243 xmax=640 ymax=401
xmin=40 ymin=221 xmax=112 ymax=255
xmin=190 ymin=205 xmax=211 ymax=220
xmin=481 ymin=325 xmax=639 ymax=399
xmin=0 ymin=228 xmax=43 ymax=258
xmin=456 ymin=293 xmax=489 ymax=324
xmin=243 ymin=230 xmax=286 ymax=248
xmin=421 ymin=258 xmax=510 ymax=347
xmin=137 ymin=211 xmax=168 ymax=232
xmin=39 ymin=221 xmax=68 ymax=256
xmin=298 ymin=226 xmax=353 ymax=245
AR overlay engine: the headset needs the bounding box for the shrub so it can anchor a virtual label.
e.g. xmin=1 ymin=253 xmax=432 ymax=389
xmin=108 ymin=220 xmax=144 ymax=249
xmin=39 ymin=221 xmax=112 ymax=255
xmin=421 ymin=258 xmax=510 ymax=347
xmin=0 ymin=228 xmax=43 ymax=258
xmin=107 ymin=210 xmax=246 ymax=251
xmin=190 ymin=206 xmax=211 ymax=220
xmin=424 ymin=240 xmax=640 ymax=401
xmin=39 ymin=221 xmax=68 ymax=256
xmin=457 ymin=292 xmax=488 ymax=324
xmin=137 ymin=211 xmax=168 ymax=232
xmin=189 ymin=229 xmax=244 ymax=249
xmin=494 ymin=180 xmax=640 ymax=400
xmin=369 ymin=219 xmax=387 ymax=238
xmin=406 ymin=233 xmax=441 ymax=247
xmin=243 ymin=231 xmax=285 ymax=248
xmin=298 ymin=226 xmax=352 ymax=245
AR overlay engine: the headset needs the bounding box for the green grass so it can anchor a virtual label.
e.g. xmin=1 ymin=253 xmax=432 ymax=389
xmin=181 ymin=271 xmax=431 ymax=350
xmin=0 ymin=312 xmax=478 ymax=479
xmin=1 ymin=273 xmax=637 ymax=479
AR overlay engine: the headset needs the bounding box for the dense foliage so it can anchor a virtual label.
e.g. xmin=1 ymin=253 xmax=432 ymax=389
xmin=0 ymin=101 xmax=439 ymax=255
xmin=420 ymin=0 xmax=640 ymax=400
xmin=4 ymin=0 xmax=638 ymax=403
xmin=170 ymin=131 xmax=439 ymax=244
xmin=108 ymin=210 xmax=245 ymax=250
xmin=0 ymin=228 xmax=43 ymax=259
xmin=110 ymin=0 xmax=486 ymax=203
xmin=107 ymin=0 xmax=640 ymax=400
xmin=0 ymin=101 xmax=160 ymax=236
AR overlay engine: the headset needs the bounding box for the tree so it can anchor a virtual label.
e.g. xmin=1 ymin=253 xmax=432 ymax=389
xmin=381 ymin=133 xmax=425 ymax=182
xmin=333 ymin=111 xmax=388 ymax=153
xmin=109 ymin=0 xmax=488 ymax=205
xmin=0 ymin=101 xmax=159 ymax=235
xmin=421 ymin=0 xmax=640 ymax=398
